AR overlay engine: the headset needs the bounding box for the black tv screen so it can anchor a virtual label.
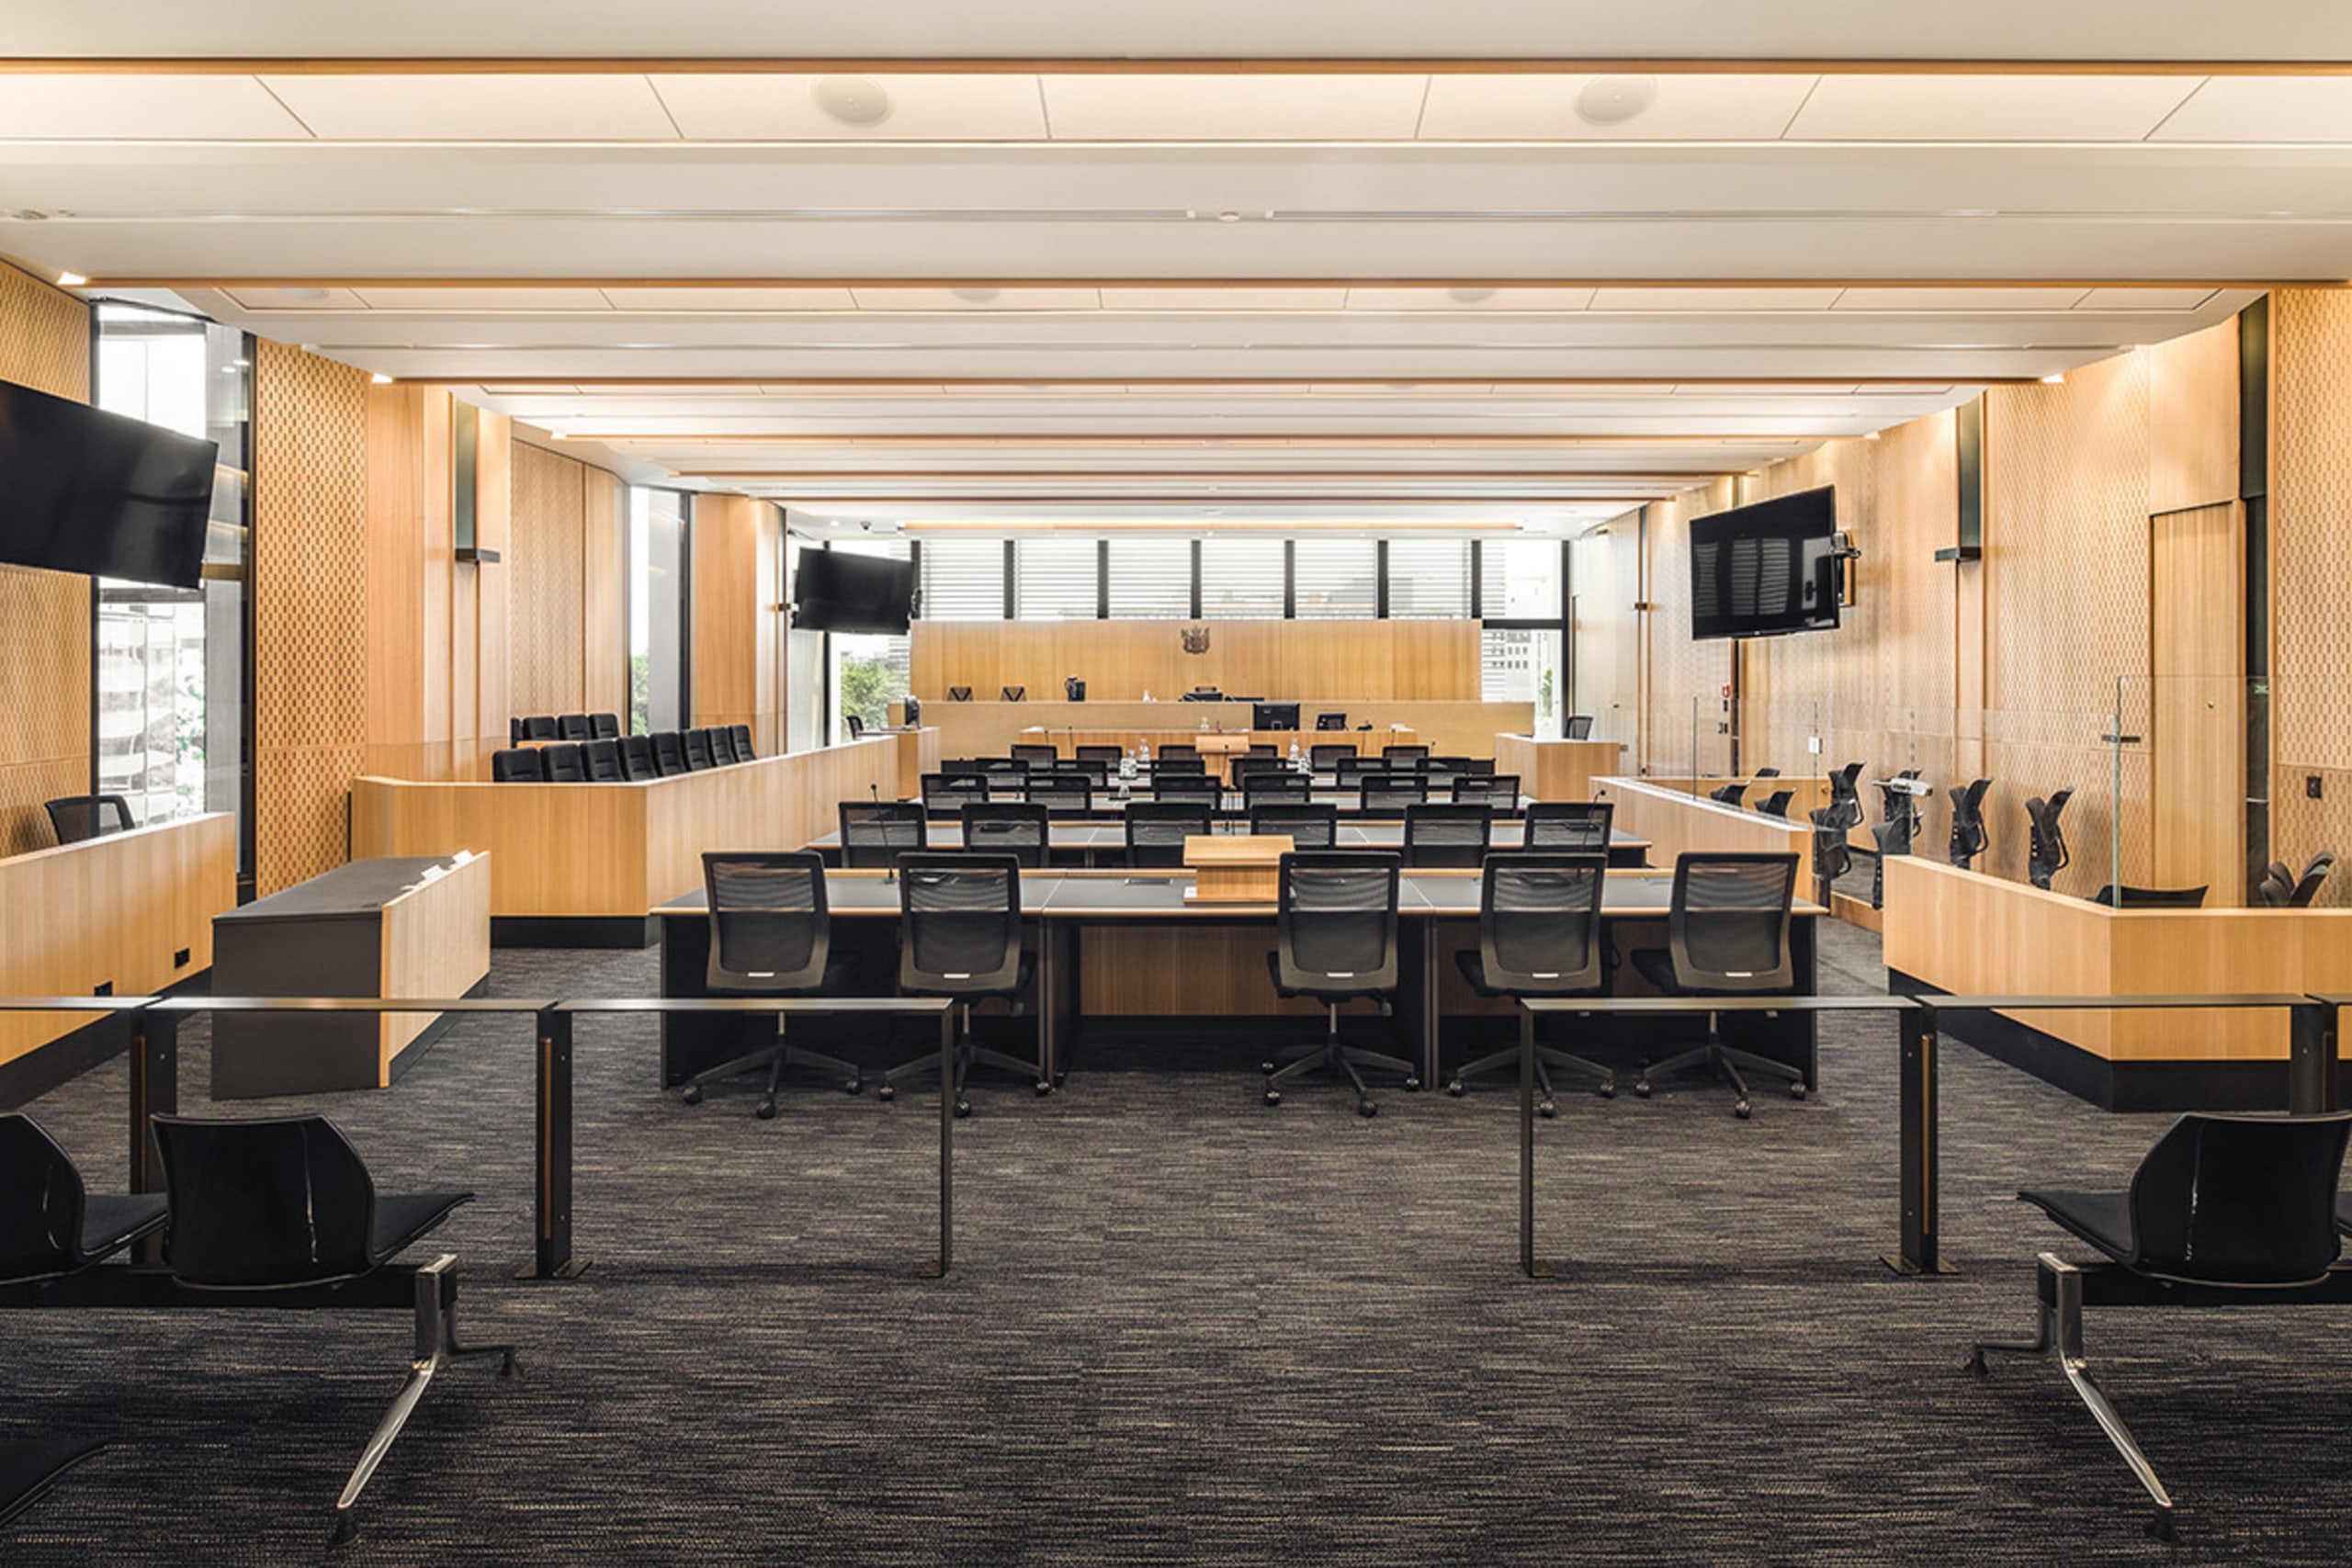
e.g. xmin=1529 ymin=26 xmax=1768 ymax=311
xmin=0 ymin=378 xmax=217 ymax=588
xmin=1254 ymin=702 xmax=1300 ymax=731
xmin=1688 ymin=486 xmax=1841 ymax=642
xmin=792 ymin=548 xmax=915 ymax=635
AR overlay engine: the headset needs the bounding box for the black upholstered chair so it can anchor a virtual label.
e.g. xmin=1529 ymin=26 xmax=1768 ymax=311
xmin=1125 ymin=800 xmax=1211 ymax=870
xmin=1261 ymin=851 xmax=1418 ymax=1117
xmin=42 ymin=795 xmax=134 ymax=845
xmin=1447 ymin=853 xmax=1616 ymax=1111
xmin=1247 ymin=800 xmax=1339 ymax=850
xmin=2086 ymin=884 xmax=2207 ymax=908
xmin=618 ymin=734 xmax=661 ymax=781
xmin=508 ymin=716 xmax=527 ymax=747
xmin=589 ymin=711 xmax=621 ymax=739
xmin=0 ymin=1437 xmax=107 ymax=1533
xmin=0 ymin=1114 xmax=168 ymax=1287
xmin=650 ymin=730 xmax=689 ymax=777
xmin=582 ymin=739 xmax=625 ymax=782
xmin=2027 ymin=787 xmax=2073 ymax=890
xmin=2293 ymin=851 xmax=2336 ymax=908
xmin=678 ymin=852 xmax=864 ymax=1117
xmin=1565 ymin=715 xmax=1595 ymax=739
xmin=1525 ymin=800 xmax=1613 ymax=852
xmin=1824 ymin=762 xmax=1864 ymax=831
xmin=1358 ymin=774 xmax=1428 ymax=814
xmin=150 ymin=1113 xmax=514 ymax=1543
xmin=1708 ymin=781 xmax=1748 ymax=807
xmin=729 ymin=724 xmax=756 ymax=762
xmin=877 ymin=854 xmax=1045 ymax=1116
xmin=1969 ymin=1111 xmax=2352 ymax=1540
xmin=845 ymin=715 xmax=865 ymax=739
xmin=539 ymin=742 xmax=587 ymax=783
xmin=1000 ymin=686 xmax=1025 ymax=703
xmin=960 ymin=802 xmax=1051 ymax=868
xmin=1628 ymin=852 xmax=1804 ymax=1119
xmin=947 ymin=686 xmax=972 ymax=702
xmin=1451 ymin=773 xmax=1520 ymax=813
xmin=1948 ymin=777 xmax=1992 ymax=867
xmin=521 ymin=715 xmax=560 ymax=742
xmin=839 ymin=801 xmax=926 ymax=869
xmin=683 ymin=728 xmax=718 ymax=772
xmin=1402 ymin=803 xmax=1492 ymax=869
xmin=1809 ymin=806 xmax=1853 ymax=902
xmin=489 ymin=748 xmax=544 ymax=783
xmin=1755 ymin=788 xmax=1795 ymax=819
xmin=556 ymin=713 xmax=593 ymax=741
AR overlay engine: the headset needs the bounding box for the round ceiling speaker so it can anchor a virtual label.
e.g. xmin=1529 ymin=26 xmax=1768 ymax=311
xmin=1447 ymin=287 xmax=1498 ymax=304
xmin=950 ymin=287 xmax=1001 ymax=304
xmin=1575 ymin=75 xmax=1659 ymax=126
xmin=810 ymin=74 xmax=894 ymax=128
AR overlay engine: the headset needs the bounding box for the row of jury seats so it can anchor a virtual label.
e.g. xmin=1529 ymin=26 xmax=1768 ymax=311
xmin=509 ymin=712 xmax=619 ymax=744
xmin=684 ymin=839 xmax=1796 ymax=1123
xmin=491 ymin=725 xmax=756 ymax=783
xmin=845 ymin=797 xmax=1614 ymax=870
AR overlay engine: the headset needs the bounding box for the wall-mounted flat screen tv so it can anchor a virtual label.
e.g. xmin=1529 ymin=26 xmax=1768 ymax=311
xmin=0 ymin=378 xmax=217 ymax=588
xmin=792 ymin=548 xmax=916 ymax=635
xmin=1687 ymin=485 xmax=1841 ymax=641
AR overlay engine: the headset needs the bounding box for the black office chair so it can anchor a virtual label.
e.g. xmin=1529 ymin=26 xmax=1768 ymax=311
xmin=1755 ymin=788 xmax=1795 ymax=819
xmin=1309 ymin=742 xmax=1354 ymax=772
xmin=150 ymin=1113 xmax=515 ymax=1542
xmin=1402 ymin=803 xmax=1492 ymax=869
xmin=839 ymin=802 xmax=926 ymax=868
xmin=1809 ymin=807 xmax=1853 ymax=906
xmin=1158 ymin=744 xmax=1202 ymax=769
xmin=1149 ymin=755 xmax=1206 ymax=778
xmin=1525 ymin=800 xmax=1612 ymax=852
xmin=1261 ymin=852 xmax=1416 ymax=1116
xmin=0 ymin=1113 xmax=168 ymax=1286
xmin=677 ymin=852 xmax=864 ymax=1117
xmin=1245 ymin=743 xmax=1279 ymax=760
xmin=1708 ymin=782 xmax=1748 ymax=807
xmin=1243 ymin=774 xmax=1313 ymax=809
xmin=1383 ymin=744 xmax=1429 ymax=764
xmin=1316 ymin=712 xmax=1348 ymax=731
xmin=1629 ymin=852 xmax=1804 ymax=1119
xmin=522 ymin=715 xmax=560 ymax=742
xmin=695 ymin=728 xmax=731 ymax=770
xmin=1024 ymin=774 xmax=1093 ymax=817
xmin=1442 ymin=774 xmax=1512 ymax=813
xmin=1247 ymin=800 xmax=1339 ymax=850
xmin=1359 ymin=775 xmax=1428 ymax=814
xmin=581 ymin=739 xmax=625 ymax=782
xmin=508 ymin=716 xmax=527 ymax=747
xmin=1968 ymin=1111 xmax=2352 ymax=1540
xmin=1948 ymin=777 xmax=1992 ymax=868
xmin=1825 ymin=762 xmax=1865 ymax=831
xmin=1011 ymin=743 xmax=1058 ymax=768
xmin=617 ymin=734 xmax=661 ymax=781
xmin=589 ymin=712 xmax=621 ymax=739
xmin=2257 ymin=860 xmax=2298 ymax=908
xmin=961 ymin=802 xmax=1050 ymax=868
xmin=1001 ymin=686 xmax=1026 ymax=703
xmin=2026 ymin=787 xmax=2074 ymax=890
xmin=1231 ymin=755 xmax=1286 ymax=781
xmin=1058 ymin=759 xmax=1110 ymax=785
xmin=1125 ymin=800 xmax=1212 ymax=870
xmin=1565 ymin=716 xmax=1596 ymax=740
xmin=539 ymin=742 xmax=587 ymax=783
xmin=42 ymin=795 xmax=134 ymax=844
xmin=2086 ymin=884 xmax=2208 ymax=908
xmin=490 ymin=749 xmax=544 ymax=784
xmin=922 ymin=773 xmax=989 ymax=816
xmin=650 ymin=730 xmax=689 ymax=777
xmin=556 ymin=713 xmax=593 ymax=741
xmin=877 ymin=854 xmax=1043 ymax=1115
xmin=1447 ymin=853 xmax=1616 ymax=1111
xmin=2293 ymin=851 xmax=2336 ymax=908
xmin=1074 ymin=744 xmax=1123 ymax=767
xmin=729 ymin=723 xmax=756 ymax=762
xmin=844 ymin=715 xmax=865 ymax=740
xmin=1151 ymin=775 xmax=1221 ymax=806
xmin=1865 ymin=819 xmax=1907 ymax=908
xmin=1333 ymin=755 xmax=1376 ymax=786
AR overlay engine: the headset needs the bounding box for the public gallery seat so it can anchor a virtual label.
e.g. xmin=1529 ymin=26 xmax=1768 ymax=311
xmin=1261 ymin=851 xmax=1418 ymax=1117
xmin=0 ymin=1114 xmax=168 ymax=1287
xmin=490 ymin=748 xmax=544 ymax=783
xmin=43 ymin=795 xmax=134 ymax=845
xmin=539 ymin=742 xmax=587 ymax=783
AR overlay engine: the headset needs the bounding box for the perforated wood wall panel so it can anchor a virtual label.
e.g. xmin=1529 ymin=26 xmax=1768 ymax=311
xmin=1641 ymin=482 xmax=1736 ymax=777
xmin=0 ymin=263 xmax=92 ymax=855
xmin=2270 ymin=288 xmax=2352 ymax=902
xmin=253 ymin=340 xmax=369 ymax=893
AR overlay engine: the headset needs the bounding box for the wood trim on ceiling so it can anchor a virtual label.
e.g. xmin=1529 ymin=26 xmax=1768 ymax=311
xmin=575 ymin=433 xmax=1838 ymax=446
xmin=9 ymin=57 xmax=2352 ymax=76
xmin=435 ymin=374 xmax=2028 ymax=389
xmin=127 ymin=277 xmax=2279 ymax=292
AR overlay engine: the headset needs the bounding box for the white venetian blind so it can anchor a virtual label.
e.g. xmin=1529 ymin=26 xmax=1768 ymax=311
xmin=1291 ymin=538 xmax=1379 ymax=618
xmin=917 ymin=537 xmax=1005 ymax=620
xmin=1104 ymin=537 xmax=1194 ymax=618
xmin=1197 ymin=538 xmax=1286 ymax=618
xmin=1385 ymin=539 xmax=1472 ymax=618
xmin=1013 ymin=537 xmax=1099 ymax=620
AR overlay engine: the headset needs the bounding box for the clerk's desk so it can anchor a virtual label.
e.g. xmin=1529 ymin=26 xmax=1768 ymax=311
xmin=808 ymin=820 xmax=1652 ymax=869
xmin=655 ymin=868 xmax=1821 ymax=1091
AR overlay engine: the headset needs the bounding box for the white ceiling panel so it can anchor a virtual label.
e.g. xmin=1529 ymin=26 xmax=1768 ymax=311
xmin=347 ymin=287 xmax=617 ymax=310
xmin=1097 ymin=288 xmax=1352 ymax=310
xmin=1588 ymin=288 xmax=1846 ymax=312
xmin=1418 ymin=74 xmax=1818 ymax=141
xmin=1833 ymin=287 xmax=2090 ymax=311
xmin=2074 ymin=286 xmax=2220 ymax=310
xmin=1038 ymin=75 xmax=1430 ymax=141
xmin=257 ymin=73 xmax=681 ymax=141
xmin=1786 ymin=75 xmax=2201 ymax=141
xmin=2154 ymin=78 xmax=2352 ymax=143
xmin=0 ymin=76 xmax=312 ymax=140
xmin=601 ymin=287 xmax=863 ymax=311
xmin=221 ymin=285 xmax=372 ymax=310
xmin=647 ymin=73 xmax=1050 ymax=141
xmin=1344 ymin=288 xmax=1599 ymax=310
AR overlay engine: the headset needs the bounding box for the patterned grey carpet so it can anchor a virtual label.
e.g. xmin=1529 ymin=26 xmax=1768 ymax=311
xmin=5 ymin=920 xmax=2346 ymax=1565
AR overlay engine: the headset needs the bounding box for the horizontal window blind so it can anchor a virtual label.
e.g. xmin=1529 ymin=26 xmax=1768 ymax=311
xmin=1385 ymin=539 xmax=1472 ymax=618
xmin=1105 ymin=538 xmax=1193 ymax=618
xmin=1014 ymin=537 xmax=1099 ymax=620
xmin=1291 ymin=538 xmax=1378 ymax=618
xmin=917 ymin=537 xmax=1003 ymax=621
xmin=1197 ymin=538 xmax=1286 ymax=619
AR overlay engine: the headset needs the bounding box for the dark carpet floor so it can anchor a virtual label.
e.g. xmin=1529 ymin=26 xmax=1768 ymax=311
xmin=4 ymin=920 xmax=2346 ymax=1565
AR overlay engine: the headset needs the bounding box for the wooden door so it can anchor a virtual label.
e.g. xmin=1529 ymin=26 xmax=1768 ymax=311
xmin=2150 ymin=502 xmax=2245 ymax=902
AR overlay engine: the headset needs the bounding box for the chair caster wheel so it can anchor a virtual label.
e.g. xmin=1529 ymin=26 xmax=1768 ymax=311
xmin=755 ymin=1101 xmax=776 ymax=1121
xmin=876 ymin=1084 xmax=896 ymax=1102
xmin=1734 ymin=1100 xmax=1752 ymax=1120
xmin=1260 ymin=1060 xmax=1278 ymax=1076
xmin=1789 ymin=1082 xmax=1807 ymax=1100
xmin=843 ymin=1078 xmax=863 ymax=1095
xmin=1597 ymin=1081 xmax=1618 ymax=1100
xmin=1633 ymin=1080 xmax=1652 ymax=1099
xmin=1052 ymin=1071 xmax=1069 ymax=1089
xmin=681 ymin=1086 xmax=704 ymax=1106
xmin=1263 ymin=1089 xmax=1282 ymax=1106
xmin=499 ymin=1350 xmax=521 ymax=1381
xmin=1445 ymin=1079 xmax=1466 ymax=1097
xmin=953 ymin=1100 xmax=972 ymax=1119
xmin=1358 ymin=1100 xmax=1378 ymax=1119
xmin=1034 ymin=1080 xmax=1053 ymax=1097
xmin=1538 ymin=1100 xmax=1557 ymax=1119
xmin=330 ymin=1512 xmax=359 ymax=1547
xmin=2146 ymin=1510 xmax=2178 ymax=1543
xmin=1403 ymin=1077 xmax=1421 ymax=1093
xmin=1964 ymin=1349 xmax=1989 ymax=1377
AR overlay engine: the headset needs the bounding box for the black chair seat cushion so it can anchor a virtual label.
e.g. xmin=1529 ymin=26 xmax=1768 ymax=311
xmin=1453 ymin=949 xmax=1598 ymax=1000
xmin=77 ymin=1194 xmax=168 ymax=1262
xmin=2018 ymin=1187 xmax=2136 ymax=1266
xmin=0 ymin=1437 xmax=107 ymax=1529
xmin=367 ymin=1190 xmax=473 ymax=1265
xmin=1264 ymin=949 xmax=1390 ymax=1003
xmin=902 ymin=954 xmax=1035 ymax=1001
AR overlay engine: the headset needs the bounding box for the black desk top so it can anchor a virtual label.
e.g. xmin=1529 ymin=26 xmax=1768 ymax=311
xmin=215 ymin=856 xmax=461 ymax=922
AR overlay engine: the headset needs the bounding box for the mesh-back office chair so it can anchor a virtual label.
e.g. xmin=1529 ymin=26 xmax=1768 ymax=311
xmin=1948 ymin=777 xmax=1992 ymax=867
xmin=1566 ymin=716 xmax=1596 ymax=740
xmin=1755 ymin=789 xmax=1796 ymax=819
xmin=2027 ymin=787 xmax=2074 ymax=890
xmin=1010 ymin=743 xmax=1058 ymax=768
xmin=729 ymin=724 xmax=756 ymax=762
xmin=975 ymin=757 xmax=1030 ymax=779
xmin=1058 ymin=759 xmax=1110 ymax=785
xmin=1447 ymin=853 xmax=1617 ymax=1111
xmin=42 ymin=795 xmax=134 ymax=844
xmin=1075 ymin=745 xmax=1123 ymax=767
xmin=1865 ymin=819 xmax=1908 ymax=908
xmin=1629 ymin=852 xmax=1804 ymax=1119
xmin=1708 ymin=782 xmax=1748 ymax=807
xmin=489 ymin=749 xmax=543 ymax=783
xmin=1420 ymin=757 xmax=1468 ymax=789
xmin=556 ymin=714 xmax=593 ymax=742
xmin=922 ymin=773 xmax=989 ymax=816
xmin=2294 ymin=851 xmax=2337 ymax=908
xmin=1451 ymin=774 xmax=1520 ymax=813
xmin=1402 ymin=803 xmax=1493 ymax=869
xmin=589 ymin=712 xmax=621 ymax=739
xmin=1460 ymin=756 xmax=1498 ymax=777
xmin=961 ymin=802 xmax=1050 ymax=867
xmin=1810 ymin=807 xmax=1853 ymax=906
xmin=1333 ymin=755 xmax=1377 ymax=786
xmin=581 ymin=739 xmax=626 ymax=782
xmin=1261 ymin=852 xmax=1417 ymax=1116
xmin=844 ymin=715 xmax=865 ymax=740
xmin=1149 ymin=755 xmax=1206 ymax=778
xmin=2087 ymin=884 xmax=2208 ymax=908
xmin=839 ymin=802 xmax=926 ymax=868
xmin=877 ymin=854 xmax=1045 ymax=1116
xmin=522 ymin=715 xmax=560 ymax=742
xmin=0 ymin=1113 xmax=168 ymax=1286
xmin=1157 ymin=744 xmax=1202 ymax=769
xmin=1125 ymin=800 xmax=1212 ymax=870
xmin=1968 ymin=1111 xmax=2352 ymax=1539
xmin=1243 ymin=774 xmax=1313 ymax=809
xmin=1359 ymin=775 xmax=1429 ymax=813
xmin=1524 ymin=801 xmax=1613 ymax=852
xmin=1231 ymin=755 xmax=1288 ymax=782
xmin=2258 ymin=861 xmax=2297 ymax=908
xmin=1310 ymin=743 xmax=1354 ymax=772
xmin=540 ymin=743 xmax=587 ymax=783
xmin=1248 ymin=801 xmax=1339 ymax=850
xmin=1383 ymin=744 xmax=1429 ymax=764
xmin=650 ymin=730 xmax=688 ymax=777
xmin=1824 ymin=763 xmax=1864 ymax=831
xmin=149 ymin=1113 xmax=515 ymax=1541
xmin=678 ymin=852 xmax=865 ymax=1117
xmin=1245 ymin=744 xmax=1279 ymax=760
xmin=1024 ymin=775 xmax=1093 ymax=817
xmin=1151 ymin=774 xmax=1221 ymax=806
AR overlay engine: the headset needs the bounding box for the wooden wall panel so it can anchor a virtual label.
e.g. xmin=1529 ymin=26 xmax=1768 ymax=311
xmin=2149 ymin=316 xmax=2243 ymax=517
xmin=508 ymin=440 xmax=587 ymax=718
xmin=0 ymin=262 xmax=93 ymax=856
xmin=582 ymin=466 xmax=626 ymax=716
xmin=910 ymin=618 xmax=1478 ymax=706
xmin=2271 ymin=288 xmax=2352 ymax=903
xmin=2150 ymin=502 xmax=2245 ymax=901
xmin=691 ymin=492 xmax=775 ymax=739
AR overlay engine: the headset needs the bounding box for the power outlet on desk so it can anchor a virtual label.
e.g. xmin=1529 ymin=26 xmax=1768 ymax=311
xmin=2310 ymin=774 xmax=2325 ymax=801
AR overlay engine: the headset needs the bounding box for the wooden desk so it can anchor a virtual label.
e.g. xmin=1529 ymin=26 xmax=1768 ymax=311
xmin=806 ymin=820 xmax=1652 ymax=869
xmin=1594 ymin=776 xmax=1818 ymax=882
xmin=1883 ymin=854 xmax=2352 ymax=1109
xmin=910 ymin=697 xmax=1532 ymax=761
xmin=885 ymin=727 xmax=940 ymax=798
xmin=1494 ymin=736 xmax=1627 ymax=801
xmin=0 ymin=814 xmax=235 ymax=1097
xmin=1017 ymin=727 xmax=1419 ymax=780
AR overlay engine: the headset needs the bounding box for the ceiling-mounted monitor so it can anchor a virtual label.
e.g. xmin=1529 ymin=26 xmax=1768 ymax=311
xmin=0 ymin=378 xmax=217 ymax=588
xmin=1688 ymin=485 xmax=1841 ymax=642
xmin=791 ymin=548 xmax=916 ymax=635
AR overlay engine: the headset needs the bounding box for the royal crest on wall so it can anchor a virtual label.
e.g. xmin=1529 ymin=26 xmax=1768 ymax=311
xmin=1180 ymin=622 xmax=1212 ymax=655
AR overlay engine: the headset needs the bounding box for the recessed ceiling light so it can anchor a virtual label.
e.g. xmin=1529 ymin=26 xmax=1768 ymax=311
xmin=1216 ymin=211 xmax=1243 ymax=224
xmin=279 ymin=286 xmax=329 ymax=303
xmin=810 ymin=74 xmax=893 ymax=128
xmin=54 ymin=271 xmax=86 ymax=288
xmin=1447 ymin=287 xmax=1498 ymax=305
xmin=2041 ymin=372 xmax=2067 ymax=385
xmin=369 ymin=372 xmax=394 ymax=385
xmin=950 ymin=287 xmax=1001 ymax=304
xmin=1576 ymin=75 xmax=1659 ymax=127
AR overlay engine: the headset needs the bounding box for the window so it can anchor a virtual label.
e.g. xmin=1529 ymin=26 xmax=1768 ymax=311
xmin=784 ymin=536 xmax=826 ymax=752
xmin=1014 ymin=537 xmax=1099 ymax=620
xmin=1385 ymin=539 xmax=1472 ymax=617
xmin=628 ymin=487 xmax=689 ymax=734
xmin=1479 ymin=538 xmax=1564 ymax=619
xmin=1197 ymin=538 xmax=1285 ymax=618
xmin=1105 ymin=538 xmax=1193 ymax=618
xmin=1483 ymin=626 xmax=1564 ymax=735
xmin=1291 ymin=538 xmax=1378 ymax=618
xmin=92 ymin=302 xmax=250 ymax=873
xmin=917 ymin=537 xmax=1005 ymax=620
xmin=827 ymin=540 xmax=911 ymax=742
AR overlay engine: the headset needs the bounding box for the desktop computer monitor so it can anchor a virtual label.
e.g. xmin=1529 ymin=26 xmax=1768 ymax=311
xmin=1254 ymin=702 xmax=1300 ymax=731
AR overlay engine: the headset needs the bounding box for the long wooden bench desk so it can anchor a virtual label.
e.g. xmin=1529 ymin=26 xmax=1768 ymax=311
xmin=1593 ymin=776 xmax=1820 ymax=882
xmin=807 ymin=820 xmax=1652 ymax=868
